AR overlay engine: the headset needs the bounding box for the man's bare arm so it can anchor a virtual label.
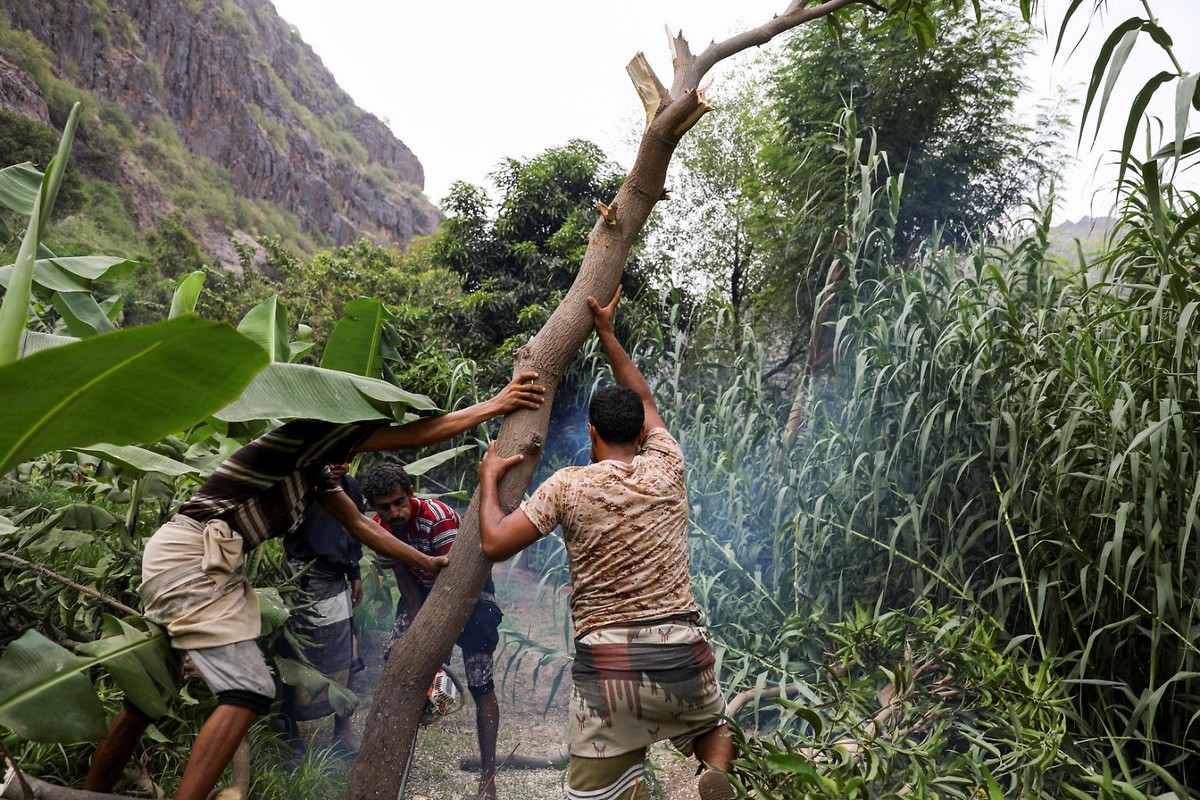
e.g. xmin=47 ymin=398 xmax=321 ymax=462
xmin=477 ymin=445 xmax=542 ymax=562
xmin=317 ymin=491 xmax=448 ymax=576
xmin=358 ymin=371 xmax=545 ymax=452
xmin=588 ymin=288 xmax=665 ymax=431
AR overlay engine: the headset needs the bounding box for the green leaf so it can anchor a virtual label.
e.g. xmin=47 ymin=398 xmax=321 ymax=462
xmin=47 ymin=256 xmax=147 ymax=283
xmin=0 ymin=629 xmax=108 ymax=742
xmin=100 ymin=293 xmax=124 ymax=323
xmin=237 ymin=295 xmax=291 ymax=362
xmin=1153 ymin=134 xmax=1200 ymax=161
xmin=0 ymin=256 xmax=148 ymax=293
xmin=0 ymin=315 xmax=270 ymax=473
xmin=52 ymin=291 xmax=116 ymax=337
xmin=0 ymin=162 xmax=42 ymax=215
xmin=1054 ymin=0 xmax=1089 ymax=58
xmin=0 ymin=105 xmax=81 ymax=365
xmin=404 ymin=444 xmax=477 ymax=477
xmin=321 ymin=297 xmax=388 ymax=377
xmin=764 ymin=752 xmax=814 ymax=774
xmin=1143 ymin=159 xmax=1166 ymax=245
xmin=275 ymin=656 xmax=359 ymax=716
xmin=1119 ymin=71 xmax=1174 ymax=186
xmin=1094 ymin=25 xmax=1145 ymax=148
xmin=35 ymin=105 xmax=81 ymax=241
xmin=76 ymin=443 xmax=202 ymax=476
xmin=214 ymin=362 xmax=435 ymax=424
xmin=288 ymin=322 xmax=314 ymax=363
xmin=1079 ymin=18 xmax=1146 ymax=147
xmin=1174 ymin=72 xmax=1200 ymax=164
xmin=256 ymin=587 xmax=291 ymax=635
xmin=76 ymin=617 xmax=176 ymax=721
xmin=0 ymin=261 xmax=83 ymax=293
xmin=56 ymin=503 xmax=119 ymax=530
xmin=18 ymin=330 xmax=78 ymax=357
xmin=169 ymin=271 xmax=206 ymax=319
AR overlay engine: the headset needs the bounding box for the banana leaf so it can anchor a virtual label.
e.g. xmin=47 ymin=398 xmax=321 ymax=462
xmin=0 ymin=629 xmax=108 ymax=742
xmin=238 ymin=295 xmax=290 ymax=362
xmin=99 ymin=294 xmax=124 ymax=323
xmin=257 ymin=587 xmax=291 ymax=636
xmin=275 ymin=656 xmax=359 ymax=716
xmin=0 ymin=162 xmax=41 ymax=215
xmin=214 ymin=361 xmax=436 ymax=423
xmin=77 ymin=617 xmax=175 ymax=720
xmin=404 ymin=444 xmax=477 ymax=476
xmin=77 ymin=443 xmax=201 ymax=476
xmin=52 ymin=290 xmax=116 ymax=337
xmin=169 ymin=271 xmax=206 ymax=319
xmin=55 ymin=503 xmax=119 ymax=530
xmin=0 ymin=315 xmax=270 ymax=473
xmin=0 ymin=257 xmax=147 ymax=293
xmin=321 ymin=297 xmax=388 ymax=377
xmin=289 ymin=323 xmax=314 ymax=362
xmin=18 ymin=329 xmax=77 ymax=356
xmin=0 ymin=107 xmax=79 ymax=365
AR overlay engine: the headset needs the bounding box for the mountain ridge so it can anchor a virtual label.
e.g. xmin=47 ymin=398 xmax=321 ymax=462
xmin=0 ymin=0 xmax=439 ymax=262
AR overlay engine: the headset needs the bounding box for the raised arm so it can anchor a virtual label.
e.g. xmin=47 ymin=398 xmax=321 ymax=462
xmin=358 ymin=371 xmax=545 ymax=452
xmin=587 ymin=287 xmax=665 ymax=431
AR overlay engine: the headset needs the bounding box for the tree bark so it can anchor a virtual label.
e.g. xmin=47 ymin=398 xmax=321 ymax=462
xmin=347 ymin=3 xmax=869 ymax=798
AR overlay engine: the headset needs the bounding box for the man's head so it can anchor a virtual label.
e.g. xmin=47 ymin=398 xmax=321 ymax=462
xmin=361 ymin=463 xmax=415 ymax=528
xmin=588 ymin=384 xmax=644 ymax=450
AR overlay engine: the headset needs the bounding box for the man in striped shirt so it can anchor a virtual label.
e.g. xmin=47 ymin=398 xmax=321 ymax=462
xmin=84 ymin=372 xmax=543 ymax=800
xmin=361 ymin=463 xmax=505 ymax=800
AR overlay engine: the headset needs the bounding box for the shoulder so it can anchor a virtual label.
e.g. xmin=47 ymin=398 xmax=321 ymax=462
xmin=537 ymin=465 xmax=589 ymax=491
xmin=416 ymin=497 xmax=461 ymax=524
xmin=640 ymin=427 xmax=682 ymax=457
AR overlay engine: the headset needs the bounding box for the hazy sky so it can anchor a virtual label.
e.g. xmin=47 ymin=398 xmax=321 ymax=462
xmin=269 ymin=1 xmax=1197 ymax=225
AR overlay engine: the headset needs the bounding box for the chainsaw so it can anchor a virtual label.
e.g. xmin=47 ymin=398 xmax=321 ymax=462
xmin=397 ymin=664 xmax=465 ymax=799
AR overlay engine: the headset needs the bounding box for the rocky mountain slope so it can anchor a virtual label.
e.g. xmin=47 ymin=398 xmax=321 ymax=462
xmin=0 ymin=0 xmax=438 ymax=259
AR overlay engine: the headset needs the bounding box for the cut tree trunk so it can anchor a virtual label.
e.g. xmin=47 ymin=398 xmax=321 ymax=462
xmin=347 ymin=4 xmax=871 ymax=798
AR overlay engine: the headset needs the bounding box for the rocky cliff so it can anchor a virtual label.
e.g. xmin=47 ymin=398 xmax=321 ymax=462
xmin=0 ymin=0 xmax=439 ymax=254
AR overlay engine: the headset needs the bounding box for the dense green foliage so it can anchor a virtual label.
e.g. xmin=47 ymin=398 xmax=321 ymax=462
xmin=5 ymin=1 xmax=1200 ymax=798
xmin=769 ymin=4 xmax=1062 ymax=250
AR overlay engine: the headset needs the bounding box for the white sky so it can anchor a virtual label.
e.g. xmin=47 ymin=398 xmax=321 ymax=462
xmin=269 ymin=0 xmax=1198 ymax=226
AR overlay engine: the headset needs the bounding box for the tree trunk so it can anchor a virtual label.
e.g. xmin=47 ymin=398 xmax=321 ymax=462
xmin=347 ymin=3 xmax=868 ymax=798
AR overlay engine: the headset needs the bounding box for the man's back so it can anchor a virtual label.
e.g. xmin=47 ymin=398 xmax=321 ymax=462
xmin=521 ymin=427 xmax=699 ymax=635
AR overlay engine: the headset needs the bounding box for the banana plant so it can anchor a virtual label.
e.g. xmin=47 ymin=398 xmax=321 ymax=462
xmin=0 ymin=106 xmax=271 ymax=475
xmin=0 ymin=617 xmax=174 ymax=742
xmin=321 ymin=296 xmax=390 ymax=377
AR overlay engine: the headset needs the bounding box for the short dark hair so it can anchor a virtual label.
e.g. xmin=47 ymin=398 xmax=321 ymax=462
xmin=588 ymin=384 xmax=644 ymax=444
xmin=360 ymin=462 xmax=413 ymax=502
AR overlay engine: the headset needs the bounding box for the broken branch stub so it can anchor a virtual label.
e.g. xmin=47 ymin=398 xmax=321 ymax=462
xmin=626 ymin=52 xmax=667 ymax=129
xmin=595 ymin=200 xmax=618 ymax=226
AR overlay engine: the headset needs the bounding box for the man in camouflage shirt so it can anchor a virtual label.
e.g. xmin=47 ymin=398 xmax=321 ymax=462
xmin=477 ymin=289 xmax=735 ymax=800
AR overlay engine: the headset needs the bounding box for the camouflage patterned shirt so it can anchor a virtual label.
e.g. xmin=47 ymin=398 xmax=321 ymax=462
xmin=520 ymin=427 xmax=700 ymax=636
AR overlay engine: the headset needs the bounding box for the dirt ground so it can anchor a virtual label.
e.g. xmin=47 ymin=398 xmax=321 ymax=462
xmin=339 ymin=562 xmax=707 ymax=800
